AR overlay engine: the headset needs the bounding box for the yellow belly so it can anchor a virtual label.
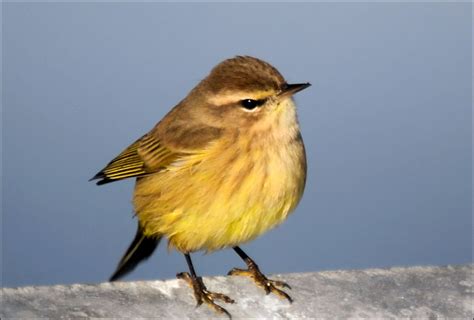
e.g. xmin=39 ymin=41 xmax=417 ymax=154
xmin=134 ymin=134 xmax=306 ymax=253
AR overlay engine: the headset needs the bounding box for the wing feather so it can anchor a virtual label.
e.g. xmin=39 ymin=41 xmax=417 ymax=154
xmin=90 ymin=134 xmax=181 ymax=185
xmin=91 ymin=109 xmax=224 ymax=186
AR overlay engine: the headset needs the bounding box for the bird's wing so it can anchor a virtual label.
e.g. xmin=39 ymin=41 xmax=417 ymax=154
xmin=91 ymin=98 xmax=225 ymax=186
xmin=90 ymin=133 xmax=184 ymax=185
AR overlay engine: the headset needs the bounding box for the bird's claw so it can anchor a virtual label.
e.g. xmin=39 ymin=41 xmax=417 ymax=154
xmin=177 ymin=272 xmax=235 ymax=318
xmin=227 ymin=263 xmax=293 ymax=303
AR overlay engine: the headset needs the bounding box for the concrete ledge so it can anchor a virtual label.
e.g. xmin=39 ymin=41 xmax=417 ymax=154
xmin=1 ymin=264 xmax=472 ymax=319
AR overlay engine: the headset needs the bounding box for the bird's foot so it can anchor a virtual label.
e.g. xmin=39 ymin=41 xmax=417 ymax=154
xmin=227 ymin=261 xmax=293 ymax=303
xmin=177 ymin=272 xmax=235 ymax=318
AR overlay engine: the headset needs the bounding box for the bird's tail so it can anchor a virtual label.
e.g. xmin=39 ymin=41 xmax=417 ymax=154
xmin=109 ymin=223 xmax=161 ymax=281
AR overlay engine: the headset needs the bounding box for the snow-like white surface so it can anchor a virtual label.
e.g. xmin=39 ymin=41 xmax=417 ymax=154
xmin=2 ymin=265 xmax=472 ymax=319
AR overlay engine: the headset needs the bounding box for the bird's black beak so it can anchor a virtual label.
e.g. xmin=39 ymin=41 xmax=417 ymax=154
xmin=278 ymin=82 xmax=311 ymax=98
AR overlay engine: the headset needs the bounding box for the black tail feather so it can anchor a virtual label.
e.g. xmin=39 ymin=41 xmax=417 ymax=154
xmin=109 ymin=223 xmax=161 ymax=282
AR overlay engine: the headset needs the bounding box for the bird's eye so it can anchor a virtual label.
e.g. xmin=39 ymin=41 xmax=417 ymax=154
xmin=240 ymin=99 xmax=265 ymax=110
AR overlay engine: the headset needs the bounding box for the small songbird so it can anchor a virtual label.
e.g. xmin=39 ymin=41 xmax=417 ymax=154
xmin=91 ymin=56 xmax=310 ymax=317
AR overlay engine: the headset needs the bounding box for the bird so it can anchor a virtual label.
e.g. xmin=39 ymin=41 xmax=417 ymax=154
xmin=91 ymin=55 xmax=310 ymax=317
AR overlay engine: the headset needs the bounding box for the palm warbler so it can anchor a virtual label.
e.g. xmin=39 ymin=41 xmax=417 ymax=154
xmin=91 ymin=56 xmax=310 ymax=317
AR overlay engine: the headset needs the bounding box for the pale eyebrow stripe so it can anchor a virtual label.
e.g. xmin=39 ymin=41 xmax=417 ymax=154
xmin=207 ymin=90 xmax=272 ymax=105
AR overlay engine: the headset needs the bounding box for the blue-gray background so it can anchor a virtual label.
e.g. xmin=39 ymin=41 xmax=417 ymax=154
xmin=2 ymin=3 xmax=472 ymax=287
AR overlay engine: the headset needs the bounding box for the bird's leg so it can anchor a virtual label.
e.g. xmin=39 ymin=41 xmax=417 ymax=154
xmin=177 ymin=253 xmax=235 ymax=318
xmin=227 ymin=246 xmax=293 ymax=303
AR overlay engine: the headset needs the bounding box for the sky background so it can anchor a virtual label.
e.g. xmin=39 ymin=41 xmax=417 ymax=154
xmin=2 ymin=3 xmax=472 ymax=287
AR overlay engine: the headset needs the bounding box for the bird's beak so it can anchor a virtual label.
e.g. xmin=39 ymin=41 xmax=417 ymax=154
xmin=278 ymin=82 xmax=311 ymax=98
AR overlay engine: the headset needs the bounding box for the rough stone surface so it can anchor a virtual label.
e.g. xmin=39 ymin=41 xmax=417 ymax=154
xmin=1 ymin=264 xmax=472 ymax=319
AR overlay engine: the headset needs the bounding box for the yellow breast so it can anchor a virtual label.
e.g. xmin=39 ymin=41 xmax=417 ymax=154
xmin=134 ymin=102 xmax=306 ymax=253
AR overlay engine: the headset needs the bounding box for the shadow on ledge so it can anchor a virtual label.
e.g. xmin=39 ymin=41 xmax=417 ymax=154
xmin=1 ymin=264 xmax=472 ymax=319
